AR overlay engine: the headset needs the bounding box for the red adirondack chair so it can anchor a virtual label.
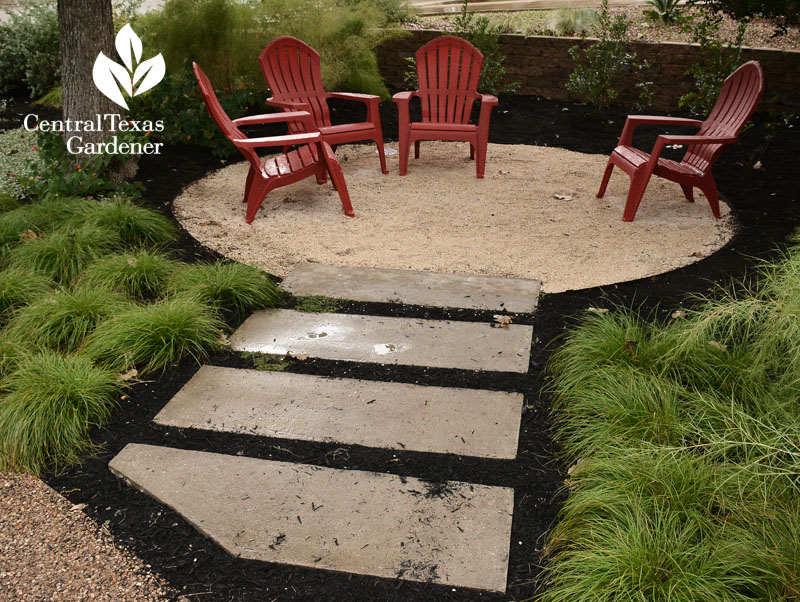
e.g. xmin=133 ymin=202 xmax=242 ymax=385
xmin=393 ymin=36 xmax=498 ymax=179
xmin=193 ymin=63 xmax=353 ymax=224
xmin=259 ymin=36 xmax=388 ymax=175
xmin=597 ymin=61 xmax=764 ymax=222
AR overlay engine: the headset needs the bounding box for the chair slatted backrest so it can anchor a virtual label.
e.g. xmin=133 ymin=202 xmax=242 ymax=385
xmin=193 ymin=63 xmax=261 ymax=171
xmin=259 ymin=37 xmax=331 ymax=129
xmin=685 ymin=61 xmax=765 ymax=174
xmin=415 ymin=36 xmax=483 ymax=125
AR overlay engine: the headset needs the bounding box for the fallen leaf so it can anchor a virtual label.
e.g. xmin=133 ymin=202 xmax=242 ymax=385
xmin=753 ymin=160 xmax=762 ymax=170
xmin=283 ymin=352 xmax=309 ymax=361
xmin=218 ymin=333 xmax=231 ymax=347
xmin=19 ymin=230 xmax=38 ymax=241
xmin=554 ymin=193 xmax=573 ymax=201
xmin=119 ymin=368 xmax=139 ymax=382
xmin=587 ymin=307 xmax=609 ymax=313
xmin=498 ymin=169 xmax=511 ymax=175
xmin=493 ymin=314 xmax=513 ymax=328
xmin=623 ymin=339 xmax=637 ymax=358
xmin=71 ymin=503 xmax=88 ymax=512
xmin=709 ymin=340 xmax=728 ymax=351
xmin=199 ymin=220 xmax=222 ymax=227
xmin=671 ymin=310 xmax=686 ymax=319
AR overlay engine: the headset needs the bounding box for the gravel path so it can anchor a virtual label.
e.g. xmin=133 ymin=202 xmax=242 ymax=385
xmin=0 ymin=471 xmax=174 ymax=602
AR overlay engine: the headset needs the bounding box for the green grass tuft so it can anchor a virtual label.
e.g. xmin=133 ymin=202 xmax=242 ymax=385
xmin=0 ymin=193 xmax=22 ymax=213
xmin=169 ymin=261 xmax=280 ymax=313
xmin=240 ymin=351 xmax=290 ymax=372
xmin=294 ymin=295 xmax=342 ymax=313
xmin=5 ymin=288 xmax=133 ymax=353
xmin=0 ymin=351 xmax=119 ymax=475
xmin=6 ymin=223 xmax=119 ymax=284
xmin=0 ymin=266 xmax=55 ymax=319
xmin=0 ymin=337 xmax=30 ymax=379
xmin=84 ymin=295 xmax=224 ymax=374
xmin=74 ymin=197 xmax=178 ymax=248
xmin=0 ymin=196 xmax=97 ymax=250
xmin=80 ymin=249 xmax=178 ymax=300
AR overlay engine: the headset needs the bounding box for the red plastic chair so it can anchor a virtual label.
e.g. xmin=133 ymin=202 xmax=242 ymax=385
xmin=259 ymin=36 xmax=388 ymax=175
xmin=597 ymin=61 xmax=764 ymax=222
xmin=193 ymin=63 xmax=353 ymax=224
xmin=393 ymin=36 xmax=498 ymax=179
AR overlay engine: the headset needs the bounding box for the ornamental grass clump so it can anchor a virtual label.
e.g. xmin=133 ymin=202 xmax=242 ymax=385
xmin=4 ymin=288 xmax=133 ymax=353
xmin=0 ymin=266 xmax=54 ymax=320
xmin=80 ymin=249 xmax=178 ymax=300
xmin=6 ymin=223 xmax=119 ymax=284
xmin=74 ymin=197 xmax=178 ymax=248
xmin=0 ymin=351 xmax=119 ymax=475
xmin=168 ymin=261 xmax=280 ymax=313
xmin=84 ymin=295 xmax=224 ymax=374
xmin=542 ymin=245 xmax=800 ymax=602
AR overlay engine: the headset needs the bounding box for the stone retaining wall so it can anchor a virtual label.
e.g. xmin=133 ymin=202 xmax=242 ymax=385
xmin=377 ymin=30 xmax=800 ymax=112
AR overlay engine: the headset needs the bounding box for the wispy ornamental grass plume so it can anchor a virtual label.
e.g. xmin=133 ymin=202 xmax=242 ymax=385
xmin=74 ymin=197 xmax=178 ymax=248
xmin=83 ymin=295 xmax=224 ymax=374
xmin=168 ymin=261 xmax=280 ymax=313
xmin=0 ymin=351 xmax=119 ymax=475
xmin=80 ymin=250 xmax=179 ymax=300
xmin=6 ymin=224 xmax=119 ymax=284
xmin=0 ymin=266 xmax=54 ymax=319
xmin=4 ymin=288 xmax=134 ymax=353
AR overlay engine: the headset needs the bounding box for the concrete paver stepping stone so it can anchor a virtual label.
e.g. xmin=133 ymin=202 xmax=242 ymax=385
xmin=281 ymin=264 xmax=541 ymax=313
xmin=154 ymin=366 xmax=524 ymax=459
xmin=110 ymin=444 xmax=514 ymax=592
xmin=230 ymin=309 xmax=532 ymax=373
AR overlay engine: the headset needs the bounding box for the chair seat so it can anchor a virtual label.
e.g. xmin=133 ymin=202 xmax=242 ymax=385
xmin=613 ymin=145 xmax=704 ymax=178
xmin=319 ymin=122 xmax=376 ymax=136
xmin=263 ymin=145 xmax=317 ymax=177
xmin=410 ymin=122 xmax=478 ymax=133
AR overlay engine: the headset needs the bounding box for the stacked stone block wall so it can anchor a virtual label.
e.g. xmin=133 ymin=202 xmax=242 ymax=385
xmin=378 ymin=30 xmax=800 ymax=112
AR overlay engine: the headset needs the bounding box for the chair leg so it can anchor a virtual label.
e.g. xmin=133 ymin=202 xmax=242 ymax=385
xmin=414 ymin=140 xmax=420 ymax=159
xmin=470 ymin=144 xmax=475 ymax=160
xmin=597 ymin=159 xmax=614 ymax=198
xmin=398 ymin=130 xmax=411 ymax=176
xmin=321 ymin=144 xmax=354 ymax=217
xmin=375 ymin=138 xmax=388 ymax=175
xmin=680 ymin=184 xmax=695 ymax=202
xmin=243 ymin=165 xmax=255 ymax=204
xmin=698 ymin=178 xmax=721 ymax=218
xmin=475 ymin=141 xmax=487 ymax=179
xmin=622 ymin=170 xmax=653 ymax=222
xmin=244 ymin=178 xmax=270 ymax=224
xmin=316 ymin=168 xmax=328 ymax=185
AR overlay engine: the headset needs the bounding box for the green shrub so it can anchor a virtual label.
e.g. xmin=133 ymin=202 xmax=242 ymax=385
xmin=168 ymin=261 xmax=280 ymax=313
xmin=679 ymin=10 xmax=746 ymax=115
xmin=567 ymin=0 xmax=652 ymax=110
xmin=137 ymin=0 xmax=400 ymax=95
xmin=80 ymin=250 xmax=178 ymax=300
xmin=84 ymin=295 xmax=224 ymax=374
xmin=645 ymin=0 xmax=684 ymax=22
xmin=0 ymin=351 xmax=119 ymax=475
xmin=0 ymin=0 xmax=60 ymax=98
xmin=0 ymin=128 xmax=38 ymax=200
xmin=0 ymin=267 xmax=54 ymax=319
xmin=74 ymin=197 xmax=178 ymax=248
xmin=5 ymin=288 xmax=133 ymax=353
xmin=6 ymin=224 xmax=119 ymax=284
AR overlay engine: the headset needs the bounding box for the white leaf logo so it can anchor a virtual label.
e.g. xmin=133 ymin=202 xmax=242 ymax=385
xmin=93 ymin=24 xmax=165 ymax=110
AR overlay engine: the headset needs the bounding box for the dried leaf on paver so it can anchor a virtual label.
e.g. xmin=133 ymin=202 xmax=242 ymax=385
xmin=492 ymin=314 xmax=513 ymax=328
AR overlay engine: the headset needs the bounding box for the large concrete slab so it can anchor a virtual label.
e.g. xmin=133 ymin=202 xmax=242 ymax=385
xmin=281 ymin=264 xmax=541 ymax=313
xmin=154 ymin=366 xmax=523 ymax=459
xmin=230 ymin=310 xmax=532 ymax=373
xmin=110 ymin=444 xmax=514 ymax=592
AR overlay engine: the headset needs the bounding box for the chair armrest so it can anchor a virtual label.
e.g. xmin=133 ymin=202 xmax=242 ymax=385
xmin=392 ymin=91 xmax=417 ymax=103
xmin=619 ymin=115 xmax=704 ymax=146
xmin=265 ymin=98 xmax=311 ymax=112
xmin=233 ymin=111 xmax=313 ymax=127
xmin=478 ymin=94 xmax=499 ymax=106
xmin=232 ymin=131 xmax=321 ymax=148
xmin=657 ymin=134 xmax=738 ymax=146
xmin=328 ymin=92 xmax=380 ymax=102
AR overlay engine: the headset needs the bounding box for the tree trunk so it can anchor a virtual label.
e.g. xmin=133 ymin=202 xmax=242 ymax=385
xmin=57 ymin=0 xmax=136 ymax=181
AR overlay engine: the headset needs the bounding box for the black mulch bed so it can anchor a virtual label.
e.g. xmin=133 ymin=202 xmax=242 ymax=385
xmin=4 ymin=91 xmax=799 ymax=601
